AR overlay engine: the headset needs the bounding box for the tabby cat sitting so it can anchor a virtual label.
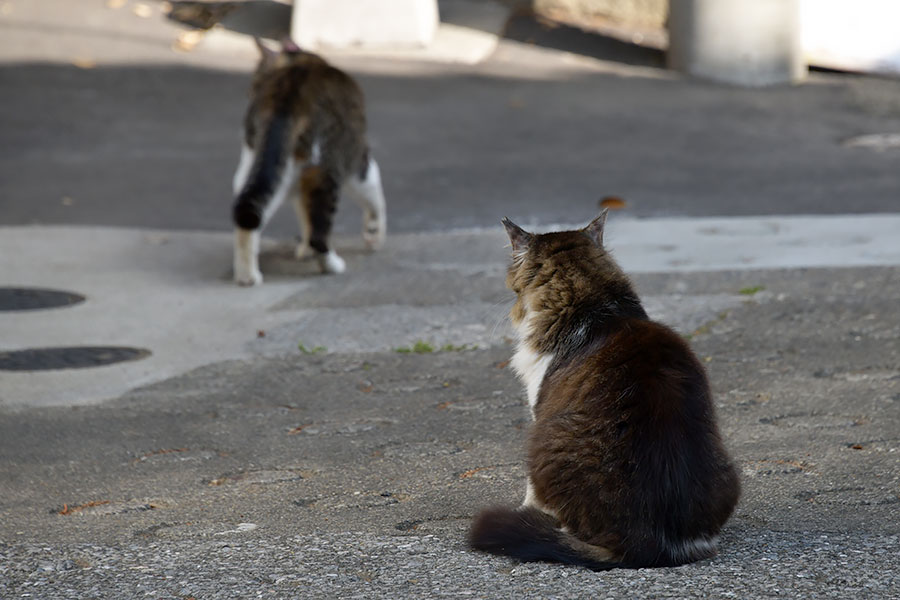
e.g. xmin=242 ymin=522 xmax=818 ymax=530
xmin=470 ymin=210 xmax=740 ymax=570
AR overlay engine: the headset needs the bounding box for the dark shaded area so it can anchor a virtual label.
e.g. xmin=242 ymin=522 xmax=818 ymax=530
xmin=166 ymin=0 xmax=290 ymax=39
xmin=2 ymin=61 xmax=900 ymax=237
xmin=163 ymin=0 xmax=663 ymax=68
xmin=502 ymin=10 xmax=664 ymax=68
xmin=166 ymin=1 xmax=240 ymax=30
xmin=0 ymin=346 xmax=151 ymax=371
xmin=0 ymin=287 xmax=85 ymax=311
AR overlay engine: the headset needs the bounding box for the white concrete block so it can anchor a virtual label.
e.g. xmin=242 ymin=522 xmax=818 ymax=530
xmin=291 ymin=0 xmax=439 ymax=49
xmin=668 ymin=0 xmax=806 ymax=86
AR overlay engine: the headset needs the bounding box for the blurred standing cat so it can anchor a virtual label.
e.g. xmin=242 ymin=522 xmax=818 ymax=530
xmin=231 ymin=38 xmax=386 ymax=286
xmin=470 ymin=210 xmax=740 ymax=570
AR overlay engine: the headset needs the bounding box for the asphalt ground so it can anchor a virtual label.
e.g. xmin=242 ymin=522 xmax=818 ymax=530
xmin=1 ymin=1 xmax=898 ymax=598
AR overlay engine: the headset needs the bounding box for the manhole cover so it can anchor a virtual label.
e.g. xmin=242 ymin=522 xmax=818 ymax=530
xmin=0 ymin=346 xmax=151 ymax=371
xmin=0 ymin=287 xmax=86 ymax=311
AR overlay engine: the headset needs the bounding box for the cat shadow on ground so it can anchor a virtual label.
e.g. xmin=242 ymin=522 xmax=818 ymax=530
xmin=253 ymin=241 xmax=375 ymax=281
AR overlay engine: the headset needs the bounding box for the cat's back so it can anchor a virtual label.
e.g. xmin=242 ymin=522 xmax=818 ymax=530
xmin=533 ymin=316 xmax=738 ymax=542
xmin=253 ymin=52 xmax=364 ymax=117
xmin=539 ymin=316 xmax=709 ymax=421
xmin=295 ymin=55 xmax=363 ymax=99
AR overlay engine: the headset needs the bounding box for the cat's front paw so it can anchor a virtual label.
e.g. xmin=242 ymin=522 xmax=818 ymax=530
xmin=234 ymin=268 xmax=263 ymax=286
xmin=318 ymin=251 xmax=346 ymax=274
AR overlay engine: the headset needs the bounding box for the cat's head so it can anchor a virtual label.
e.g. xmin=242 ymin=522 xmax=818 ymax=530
xmin=502 ymin=210 xmax=626 ymax=328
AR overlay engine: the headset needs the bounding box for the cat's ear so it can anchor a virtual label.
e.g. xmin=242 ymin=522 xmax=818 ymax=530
xmin=281 ymin=37 xmax=302 ymax=53
xmin=584 ymin=209 xmax=609 ymax=247
xmin=255 ymin=37 xmax=277 ymax=65
xmin=502 ymin=218 xmax=533 ymax=253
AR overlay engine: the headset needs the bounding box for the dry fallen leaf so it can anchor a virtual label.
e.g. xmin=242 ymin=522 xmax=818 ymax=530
xmin=599 ymin=195 xmax=627 ymax=210
xmin=173 ymin=29 xmax=205 ymax=52
xmin=71 ymin=57 xmax=96 ymax=69
xmin=132 ymin=2 xmax=152 ymax=18
xmin=459 ymin=467 xmax=489 ymax=479
xmin=58 ymin=500 xmax=111 ymax=515
xmin=132 ymin=447 xmax=188 ymax=463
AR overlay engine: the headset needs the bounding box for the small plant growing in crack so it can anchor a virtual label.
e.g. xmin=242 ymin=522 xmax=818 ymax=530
xmin=394 ymin=340 xmax=435 ymax=354
xmin=685 ymin=311 xmax=731 ymax=340
xmin=441 ymin=343 xmax=478 ymax=352
xmin=395 ymin=341 xmax=479 ymax=354
xmin=298 ymin=343 xmax=327 ymax=355
xmin=739 ymin=285 xmax=765 ymax=296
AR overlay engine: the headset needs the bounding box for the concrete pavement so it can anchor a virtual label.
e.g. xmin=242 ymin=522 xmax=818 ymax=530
xmin=2 ymin=215 xmax=900 ymax=408
xmin=1 ymin=1 xmax=899 ymax=598
xmin=2 ymin=263 xmax=898 ymax=598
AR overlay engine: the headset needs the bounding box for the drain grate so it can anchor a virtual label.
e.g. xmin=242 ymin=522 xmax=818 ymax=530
xmin=0 ymin=346 xmax=151 ymax=371
xmin=0 ymin=287 xmax=86 ymax=311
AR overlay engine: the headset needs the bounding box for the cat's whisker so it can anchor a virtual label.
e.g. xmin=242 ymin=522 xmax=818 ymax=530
xmin=485 ymin=297 xmax=513 ymax=343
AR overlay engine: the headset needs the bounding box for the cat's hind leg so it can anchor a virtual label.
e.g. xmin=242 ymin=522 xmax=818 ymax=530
xmin=523 ymin=477 xmax=559 ymax=520
xmin=233 ymin=228 xmax=263 ymax=286
xmin=343 ymin=154 xmax=387 ymax=250
xmin=232 ymin=143 xmax=263 ymax=286
xmin=232 ymin=142 xmax=254 ymax=197
xmin=300 ymin=166 xmax=345 ymax=274
xmin=232 ymin=145 xmax=298 ymax=286
xmin=290 ymin=178 xmax=314 ymax=260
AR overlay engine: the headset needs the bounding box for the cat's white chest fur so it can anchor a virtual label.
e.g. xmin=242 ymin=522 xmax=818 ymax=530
xmin=511 ymin=346 xmax=554 ymax=416
xmin=510 ymin=315 xmax=554 ymax=418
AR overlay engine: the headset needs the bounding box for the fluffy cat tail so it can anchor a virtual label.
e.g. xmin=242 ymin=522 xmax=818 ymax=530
xmin=233 ymin=113 xmax=296 ymax=230
xmin=469 ymin=506 xmax=624 ymax=571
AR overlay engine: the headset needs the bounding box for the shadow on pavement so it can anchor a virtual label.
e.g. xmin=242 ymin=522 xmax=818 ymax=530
xmin=3 ymin=57 xmax=900 ymax=239
xmin=164 ymin=0 xmax=664 ymax=68
xmin=501 ymin=9 xmax=664 ymax=68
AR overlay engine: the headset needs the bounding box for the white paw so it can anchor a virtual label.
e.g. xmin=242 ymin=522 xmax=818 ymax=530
xmin=318 ymin=251 xmax=346 ymax=274
xmin=235 ymin=268 xmax=263 ymax=286
xmin=363 ymin=227 xmax=386 ymax=250
xmin=363 ymin=215 xmax=386 ymax=250
xmin=295 ymin=243 xmax=314 ymax=260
